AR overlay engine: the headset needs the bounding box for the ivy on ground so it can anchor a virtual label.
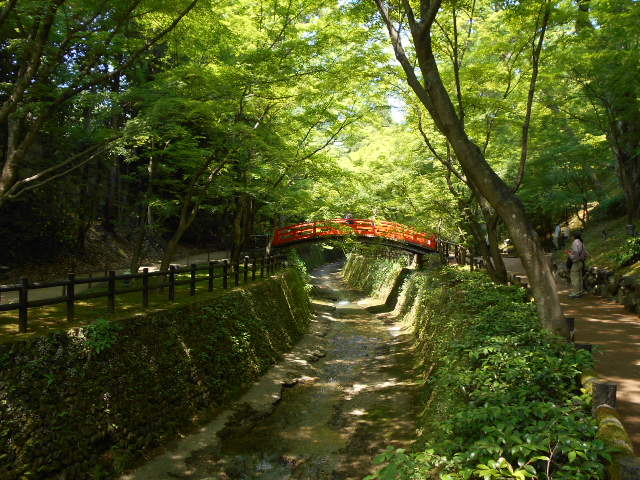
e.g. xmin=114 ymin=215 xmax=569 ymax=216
xmin=367 ymin=267 xmax=614 ymax=480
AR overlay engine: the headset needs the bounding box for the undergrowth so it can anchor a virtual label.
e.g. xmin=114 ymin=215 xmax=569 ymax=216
xmin=367 ymin=267 xmax=614 ymax=480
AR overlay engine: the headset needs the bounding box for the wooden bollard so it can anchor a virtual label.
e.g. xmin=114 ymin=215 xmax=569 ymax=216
xmin=66 ymin=273 xmax=75 ymax=322
xmin=169 ymin=266 xmax=176 ymax=301
xmin=142 ymin=268 xmax=149 ymax=308
xmin=107 ymin=271 xmax=116 ymax=313
xmin=593 ymin=381 xmax=617 ymax=412
xmin=208 ymin=261 xmax=215 ymax=292
xmin=617 ymin=455 xmax=640 ymax=479
xmin=565 ymin=317 xmax=575 ymax=342
xmin=190 ymin=263 xmax=197 ymax=296
xmin=19 ymin=277 xmax=28 ymax=333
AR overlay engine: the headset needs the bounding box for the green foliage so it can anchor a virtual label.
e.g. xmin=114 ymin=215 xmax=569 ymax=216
xmin=85 ymin=318 xmax=123 ymax=354
xmin=592 ymin=195 xmax=627 ymax=221
xmin=1 ymin=268 xmax=311 ymax=479
xmin=343 ymin=253 xmax=407 ymax=297
xmin=613 ymin=237 xmax=640 ymax=268
xmin=367 ymin=267 xmax=612 ymax=480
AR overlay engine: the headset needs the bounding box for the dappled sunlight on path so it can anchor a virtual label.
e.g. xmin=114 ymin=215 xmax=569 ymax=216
xmin=503 ymin=256 xmax=640 ymax=453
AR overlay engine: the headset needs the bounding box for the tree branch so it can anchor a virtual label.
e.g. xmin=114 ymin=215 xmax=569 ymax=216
xmin=513 ymin=0 xmax=551 ymax=193
xmin=6 ymin=142 xmax=114 ymax=200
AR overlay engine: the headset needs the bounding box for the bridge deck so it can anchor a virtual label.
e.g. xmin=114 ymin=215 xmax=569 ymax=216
xmin=271 ymin=219 xmax=438 ymax=253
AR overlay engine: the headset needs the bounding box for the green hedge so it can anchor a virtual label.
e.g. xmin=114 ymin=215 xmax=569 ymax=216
xmin=0 ymin=269 xmax=311 ymax=480
xmin=354 ymin=263 xmax=613 ymax=480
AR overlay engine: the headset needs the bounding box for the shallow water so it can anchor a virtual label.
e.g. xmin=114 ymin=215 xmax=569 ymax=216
xmin=179 ymin=262 xmax=419 ymax=480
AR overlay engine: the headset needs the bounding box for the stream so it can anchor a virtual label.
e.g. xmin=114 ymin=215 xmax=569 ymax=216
xmin=124 ymin=262 xmax=419 ymax=480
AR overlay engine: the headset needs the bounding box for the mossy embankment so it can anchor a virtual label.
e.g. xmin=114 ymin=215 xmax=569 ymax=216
xmin=344 ymin=254 xmax=612 ymax=480
xmin=0 ymin=267 xmax=312 ymax=480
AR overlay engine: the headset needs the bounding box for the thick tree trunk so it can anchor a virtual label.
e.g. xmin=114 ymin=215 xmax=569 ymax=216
xmin=619 ymin=155 xmax=640 ymax=224
xmin=486 ymin=213 xmax=508 ymax=283
xmin=129 ymin=207 xmax=149 ymax=274
xmin=159 ymin=210 xmax=195 ymax=273
xmin=103 ymin=158 xmax=120 ymax=234
xmin=420 ymin=45 xmax=565 ymax=336
xmin=374 ymin=0 xmax=567 ymax=335
xmin=465 ymin=214 xmax=500 ymax=282
xmin=610 ymin=123 xmax=640 ymax=224
xmin=230 ymin=194 xmax=251 ymax=264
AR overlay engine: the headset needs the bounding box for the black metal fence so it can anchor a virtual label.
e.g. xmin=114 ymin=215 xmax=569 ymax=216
xmin=0 ymin=254 xmax=286 ymax=333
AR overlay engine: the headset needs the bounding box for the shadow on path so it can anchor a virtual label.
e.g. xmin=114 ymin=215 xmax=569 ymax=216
xmin=502 ymin=256 xmax=640 ymax=454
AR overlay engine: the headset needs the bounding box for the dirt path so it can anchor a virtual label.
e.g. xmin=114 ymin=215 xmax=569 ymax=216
xmin=120 ymin=262 xmax=419 ymax=480
xmin=502 ymin=256 xmax=640 ymax=453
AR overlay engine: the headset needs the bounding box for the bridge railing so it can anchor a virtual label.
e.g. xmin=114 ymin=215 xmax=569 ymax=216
xmin=272 ymin=219 xmax=438 ymax=250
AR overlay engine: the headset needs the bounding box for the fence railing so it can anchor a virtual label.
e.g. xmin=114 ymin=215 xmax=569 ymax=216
xmin=0 ymin=254 xmax=286 ymax=333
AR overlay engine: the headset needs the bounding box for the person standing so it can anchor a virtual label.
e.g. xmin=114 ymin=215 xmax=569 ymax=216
xmin=567 ymin=231 xmax=588 ymax=297
xmin=553 ymin=224 xmax=562 ymax=250
xmin=561 ymin=223 xmax=570 ymax=249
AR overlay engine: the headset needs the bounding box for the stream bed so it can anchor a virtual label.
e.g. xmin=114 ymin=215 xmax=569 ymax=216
xmin=124 ymin=262 xmax=419 ymax=480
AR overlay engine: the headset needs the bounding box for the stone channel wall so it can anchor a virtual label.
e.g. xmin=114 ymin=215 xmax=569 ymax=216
xmin=0 ymin=269 xmax=311 ymax=480
xmin=345 ymin=255 xmax=640 ymax=478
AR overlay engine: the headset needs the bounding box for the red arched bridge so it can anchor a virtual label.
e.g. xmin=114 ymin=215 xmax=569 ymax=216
xmin=271 ymin=219 xmax=439 ymax=254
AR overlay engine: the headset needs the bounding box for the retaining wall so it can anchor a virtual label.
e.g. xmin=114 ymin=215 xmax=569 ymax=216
xmin=555 ymin=259 xmax=640 ymax=313
xmin=0 ymin=269 xmax=311 ymax=480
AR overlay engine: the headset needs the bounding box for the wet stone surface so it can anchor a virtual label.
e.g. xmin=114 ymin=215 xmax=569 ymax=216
xmin=130 ymin=262 xmax=420 ymax=480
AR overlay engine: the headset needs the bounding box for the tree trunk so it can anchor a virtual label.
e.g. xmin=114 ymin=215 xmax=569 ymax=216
xmin=486 ymin=213 xmax=508 ymax=283
xmin=103 ymin=157 xmax=120 ymax=234
xmin=375 ymin=0 xmax=567 ymax=336
xmin=129 ymin=154 xmax=157 ymax=273
xmin=230 ymin=194 xmax=251 ymax=264
xmin=610 ymin=123 xmax=640 ymax=224
xmin=129 ymin=207 xmax=149 ymax=274
xmin=465 ymin=213 xmax=500 ymax=281
xmin=159 ymin=208 xmax=196 ymax=273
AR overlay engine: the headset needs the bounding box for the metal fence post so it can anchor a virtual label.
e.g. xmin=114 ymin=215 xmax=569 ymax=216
xmin=243 ymin=256 xmax=249 ymax=283
xmin=234 ymin=261 xmax=240 ymax=286
xmin=223 ymin=260 xmax=229 ymax=289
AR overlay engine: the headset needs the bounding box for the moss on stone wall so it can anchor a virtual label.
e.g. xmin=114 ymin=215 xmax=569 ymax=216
xmin=343 ymin=254 xmax=407 ymax=300
xmin=0 ymin=269 xmax=311 ymax=480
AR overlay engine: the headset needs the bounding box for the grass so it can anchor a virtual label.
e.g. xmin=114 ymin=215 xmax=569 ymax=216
xmin=580 ymin=215 xmax=629 ymax=269
xmin=0 ymin=269 xmax=273 ymax=343
xmin=562 ymin=204 xmax=639 ymax=274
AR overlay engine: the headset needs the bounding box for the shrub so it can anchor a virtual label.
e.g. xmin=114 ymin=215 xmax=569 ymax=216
xmin=367 ymin=267 xmax=613 ymax=480
xmin=592 ymin=195 xmax=626 ymax=221
xmin=613 ymin=237 xmax=640 ymax=268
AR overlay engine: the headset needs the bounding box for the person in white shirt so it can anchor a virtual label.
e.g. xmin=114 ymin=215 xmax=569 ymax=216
xmin=553 ymin=224 xmax=562 ymax=250
xmin=567 ymin=231 xmax=588 ymax=297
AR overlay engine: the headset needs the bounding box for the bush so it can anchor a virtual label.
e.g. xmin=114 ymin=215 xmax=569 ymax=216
xmin=613 ymin=237 xmax=640 ymax=268
xmin=367 ymin=267 xmax=613 ymax=480
xmin=592 ymin=195 xmax=627 ymax=221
